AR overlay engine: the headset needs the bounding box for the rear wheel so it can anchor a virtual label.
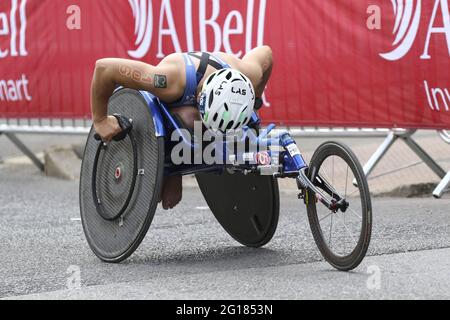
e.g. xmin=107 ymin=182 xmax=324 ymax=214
xmin=306 ymin=142 xmax=372 ymax=271
xmin=196 ymin=171 xmax=279 ymax=248
xmin=80 ymin=89 xmax=164 ymax=263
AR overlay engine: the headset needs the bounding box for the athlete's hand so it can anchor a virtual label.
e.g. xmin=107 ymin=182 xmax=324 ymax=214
xmin=93 ymin=116 xmax=122 ymax=142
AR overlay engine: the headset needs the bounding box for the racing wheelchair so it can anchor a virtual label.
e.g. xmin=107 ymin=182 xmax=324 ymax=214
xmin=80 ymin=88 xmax=372 ymax=271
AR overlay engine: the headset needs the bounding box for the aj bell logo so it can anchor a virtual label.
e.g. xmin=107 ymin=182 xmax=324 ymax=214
xmin=127 ymin=0 xmax=267 ymax=59
xmin=380 ymin=0 xmax=450 ymax=61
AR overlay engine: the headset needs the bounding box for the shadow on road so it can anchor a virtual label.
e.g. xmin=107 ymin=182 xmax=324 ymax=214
xmin=122 ymin=245 xmax=316 ymax=271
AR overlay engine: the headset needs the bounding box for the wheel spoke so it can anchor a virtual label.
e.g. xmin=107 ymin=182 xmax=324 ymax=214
xmin=348 ymin=207 xmax=363 ymax=220
xmin=332 ymin=156 xmax=335 ymax=200
xmin=329 ymin=214 xmax=333 ymax=249
xmin=346 ymin=188 xmax=360 ymax=197
xmin=344 ymin=212 xmax=347 ymax=253
xmin=332 ymin=156 xmax=335 ymax=186
xmin=335 ymin=214 xmax=357 ymax=244
xmin=344 ymin=165 xmax=349 ymax=198
xmin=319 ymin=212 xmax=333 ymax=222
xmin=344 ymin=165 xmax=350 ymax=255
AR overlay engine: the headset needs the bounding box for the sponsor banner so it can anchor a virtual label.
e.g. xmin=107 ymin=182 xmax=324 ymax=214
xmin=0 ymin=0 xmax=449 ymax=129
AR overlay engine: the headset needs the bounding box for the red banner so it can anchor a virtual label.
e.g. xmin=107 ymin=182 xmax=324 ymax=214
xmin=0 ymin=0 xmax=449 ymax=129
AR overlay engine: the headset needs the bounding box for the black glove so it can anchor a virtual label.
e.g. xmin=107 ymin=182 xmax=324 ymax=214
xmin=254 ymin=97 xmax=264 ymax=111
xmin=94 ymin=114 xmax=133 ymax=142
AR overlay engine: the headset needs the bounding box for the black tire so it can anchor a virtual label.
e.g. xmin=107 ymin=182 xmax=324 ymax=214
xmin=306 ymin=141 xmax=372 ymax=271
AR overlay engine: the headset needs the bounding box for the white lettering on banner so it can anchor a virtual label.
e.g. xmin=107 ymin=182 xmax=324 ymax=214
xmin=128 ymin=0 xmax=267 ymax=59
xmin=0 ymin=74 xmax=32 ymax=102
xmin=421 ymin=0 xmax=450 ymax=59
xmin=157 ymin=0 xmax=182 ymax=58
xmin=246 ymin=0 xmax=255 ymax=53
xmin=0 ymin=0 xmax=27 ymax=59
xmin=424 ymin=80 xmax=450 ymax=111
xmin=223 ymin=10 xmax=244 ymax=56
xmin=380 ymin=0 xmax=450 ymax=61
xmin=199 ymin=0 xmax=221 ymax=53
xmin=185 ymin=0 xmax=194 ymax=51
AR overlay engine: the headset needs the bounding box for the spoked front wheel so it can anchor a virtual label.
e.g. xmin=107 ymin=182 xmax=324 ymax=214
xmin=306 ymin=142 xmax=372 ymax=271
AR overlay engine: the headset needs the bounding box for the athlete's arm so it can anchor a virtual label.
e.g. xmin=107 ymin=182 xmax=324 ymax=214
xmin=90 ymin=58 xmax=182 ymax=141
xmin=246 ymin=46 xmax=273 ymax=98
xmin=236 ymin=46 xmax=273 ymax=97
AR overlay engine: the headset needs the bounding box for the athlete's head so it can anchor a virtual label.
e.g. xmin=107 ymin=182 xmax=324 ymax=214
xmin=198 ymin=69 xmax=255 ymax=133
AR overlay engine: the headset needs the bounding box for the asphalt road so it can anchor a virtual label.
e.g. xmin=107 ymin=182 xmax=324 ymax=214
xmin=1 ymin=162 xmax=450 ymax=300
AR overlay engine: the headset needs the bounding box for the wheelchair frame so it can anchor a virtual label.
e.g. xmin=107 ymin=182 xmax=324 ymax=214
xmin=138 ymin=90 xmax=348 ymax=213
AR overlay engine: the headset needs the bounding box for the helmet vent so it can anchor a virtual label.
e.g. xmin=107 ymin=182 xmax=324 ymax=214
xmin=213 ymin=113 xmax=219 ymax=121
xmin=226 ymin=71 xmax=232 ymax=80
xmin=207 ymin=73 xmax=216 ymax=85
xmin=208 ymin=91 xmax=214 ymax=106
xmin=227 ymin=121 xmax=234 ymax=130
xmin=219 ymin=119 xmax=224 ymax=128
xmin=224 ymin=103 xmax=229 ymax=111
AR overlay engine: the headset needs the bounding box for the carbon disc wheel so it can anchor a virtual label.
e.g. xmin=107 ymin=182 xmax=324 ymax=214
xmin=196 ymin=171 xmax=280 ymax=248
xmin=79 ymin=88 xmax=164 ymax=263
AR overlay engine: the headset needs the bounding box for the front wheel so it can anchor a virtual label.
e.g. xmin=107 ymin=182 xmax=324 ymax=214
xmin=306 ymin=142 xmax=372 ymax=271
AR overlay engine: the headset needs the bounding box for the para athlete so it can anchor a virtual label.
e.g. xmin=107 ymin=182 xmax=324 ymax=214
xmin=90 ymin=46 xmax=273 ymax=210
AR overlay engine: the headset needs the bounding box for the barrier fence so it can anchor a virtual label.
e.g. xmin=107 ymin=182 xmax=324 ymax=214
xmin=1 ymin=0 xmax=449 ymax=196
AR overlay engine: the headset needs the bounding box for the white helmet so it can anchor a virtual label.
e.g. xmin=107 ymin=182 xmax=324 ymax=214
xmin=198 ymin=69 xmax=255 ymax=132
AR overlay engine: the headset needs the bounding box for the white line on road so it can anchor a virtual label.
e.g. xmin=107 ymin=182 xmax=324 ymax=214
xmin=195 ymin=206 xmax=210 ymax=211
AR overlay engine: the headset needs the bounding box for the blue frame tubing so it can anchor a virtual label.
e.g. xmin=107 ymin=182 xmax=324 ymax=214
xmin=133 ymin=89 xmax=310 ymax=178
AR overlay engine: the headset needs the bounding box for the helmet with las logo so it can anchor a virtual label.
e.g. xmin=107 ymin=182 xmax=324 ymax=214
xmin=199 ymin=69 xmax=255 ymax=133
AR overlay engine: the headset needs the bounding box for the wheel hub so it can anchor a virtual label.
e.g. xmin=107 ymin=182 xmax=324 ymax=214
xmin=114 ymin=165 xmax=123 ymax=181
